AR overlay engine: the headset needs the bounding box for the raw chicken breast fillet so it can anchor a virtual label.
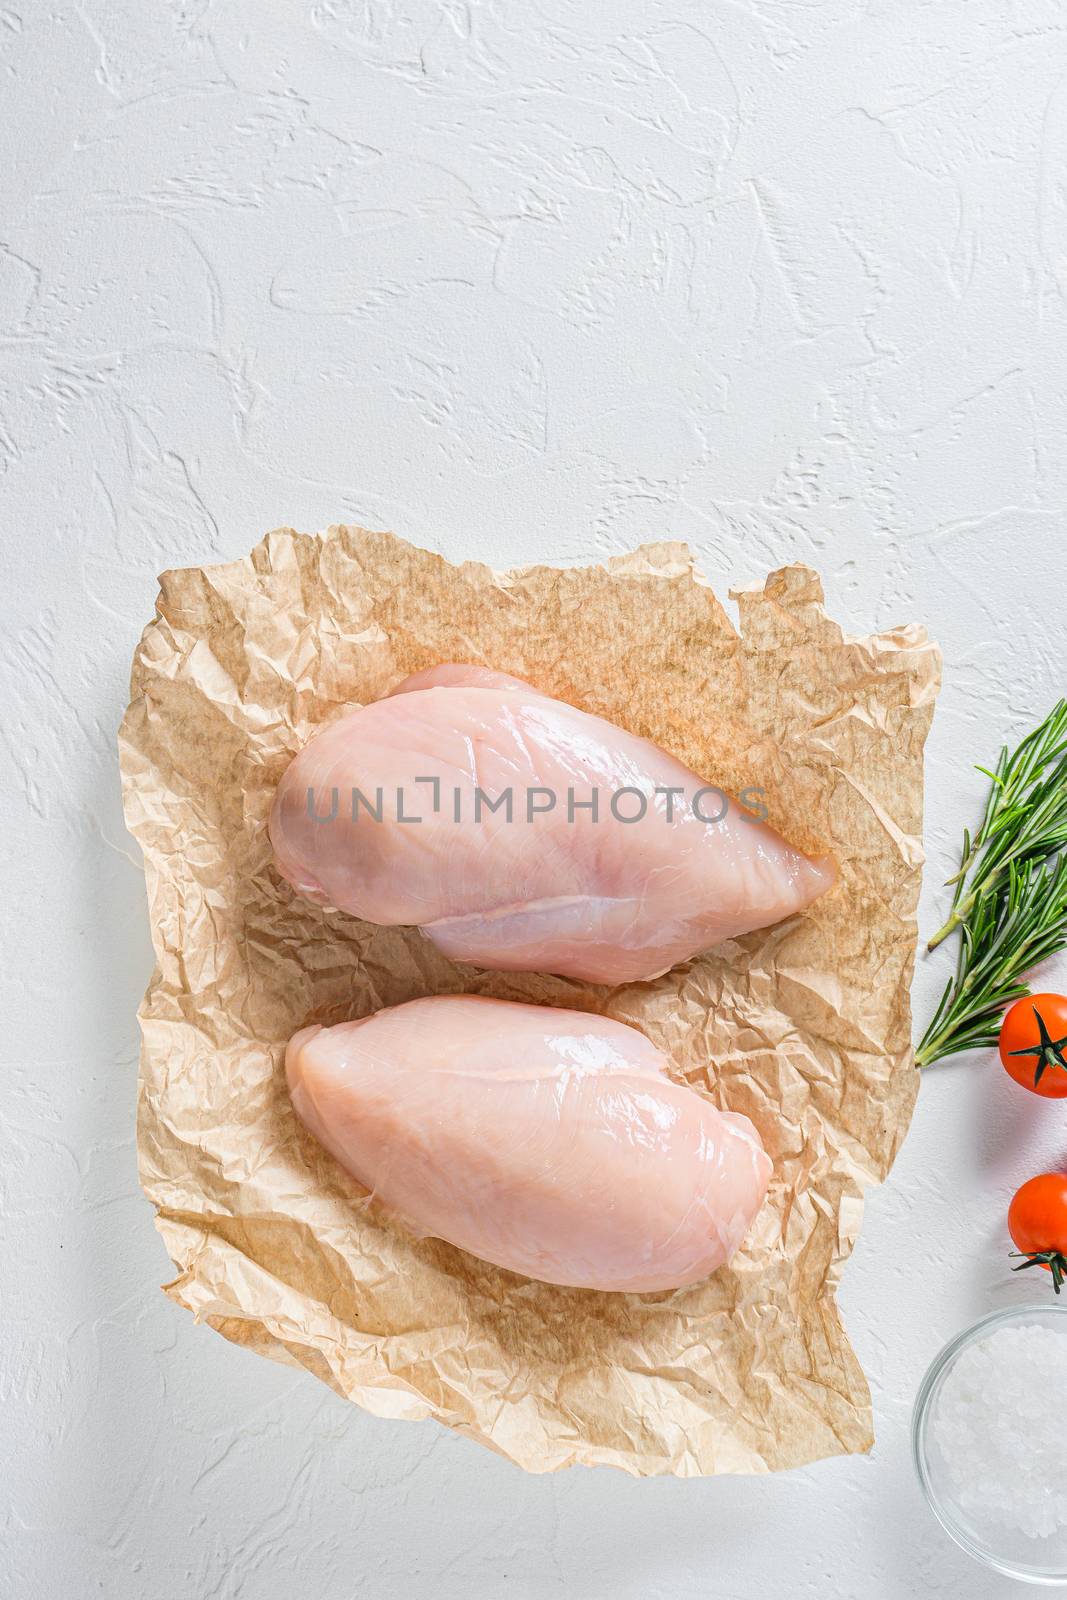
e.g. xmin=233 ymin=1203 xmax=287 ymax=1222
xmin=286 ymin=996 xmax=771 ymax=1292
xmin=270 ymin=664 xmax=834 ymax=984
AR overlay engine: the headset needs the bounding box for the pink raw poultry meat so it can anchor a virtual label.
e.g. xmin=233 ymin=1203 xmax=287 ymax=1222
xmin=286 ymin=996 xmax=771 ymax=1292
xmin=269 ymin=665 xmax=834 ymax=984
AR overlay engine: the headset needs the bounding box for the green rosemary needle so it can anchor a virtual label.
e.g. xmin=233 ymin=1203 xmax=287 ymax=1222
xmin=917 ymin=702 xmax=1067 ymax=1068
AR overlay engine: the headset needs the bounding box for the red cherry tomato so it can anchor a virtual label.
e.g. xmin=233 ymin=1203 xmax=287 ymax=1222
xmin=999 ymin=994 xmax=1067 ymax=1097
xmin=1008 ymin=1173 xmax=1067 ymax=1292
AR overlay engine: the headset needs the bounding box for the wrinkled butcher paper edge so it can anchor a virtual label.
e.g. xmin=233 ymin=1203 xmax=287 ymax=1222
xmin=118 ymin=526 xmax=941 ymax=1477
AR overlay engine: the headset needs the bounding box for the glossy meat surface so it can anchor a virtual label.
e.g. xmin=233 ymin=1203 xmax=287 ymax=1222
xmin=270 ymin=664 xmax=834 ymax=983
xmin=286 ymin=996 xmax=771 ymax=1292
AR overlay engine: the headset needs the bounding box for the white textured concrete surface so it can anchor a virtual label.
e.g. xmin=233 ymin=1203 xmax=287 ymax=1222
xmin=4 ymin=3 xmax=1067 ymax=1596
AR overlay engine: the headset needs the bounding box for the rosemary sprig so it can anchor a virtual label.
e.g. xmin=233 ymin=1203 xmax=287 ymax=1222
xmin=917 ymin=857 xmax=1067 ymax=1065
xmin=917 ymin=703 xmax=1067 ymax=1069
xmin=928 ymin=700 xmax=1067 ymax=949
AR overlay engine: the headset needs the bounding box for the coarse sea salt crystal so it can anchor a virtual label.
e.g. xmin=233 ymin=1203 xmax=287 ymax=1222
xmin=932 ymin=1323 xmax=1067 ymax=1539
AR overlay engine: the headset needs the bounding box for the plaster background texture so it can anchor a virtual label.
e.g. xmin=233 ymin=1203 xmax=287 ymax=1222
xmin=4 ymin=3 xmax=1067 ymax=1596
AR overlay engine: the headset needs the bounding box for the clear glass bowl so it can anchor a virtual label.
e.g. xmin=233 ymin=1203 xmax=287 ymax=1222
xmin=913 ymin=1303 xmax=1067 ymax=1584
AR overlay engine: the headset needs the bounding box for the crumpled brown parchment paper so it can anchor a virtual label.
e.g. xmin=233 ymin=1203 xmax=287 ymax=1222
xmin=118 ymin=526 xmax=941 ymax=1476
